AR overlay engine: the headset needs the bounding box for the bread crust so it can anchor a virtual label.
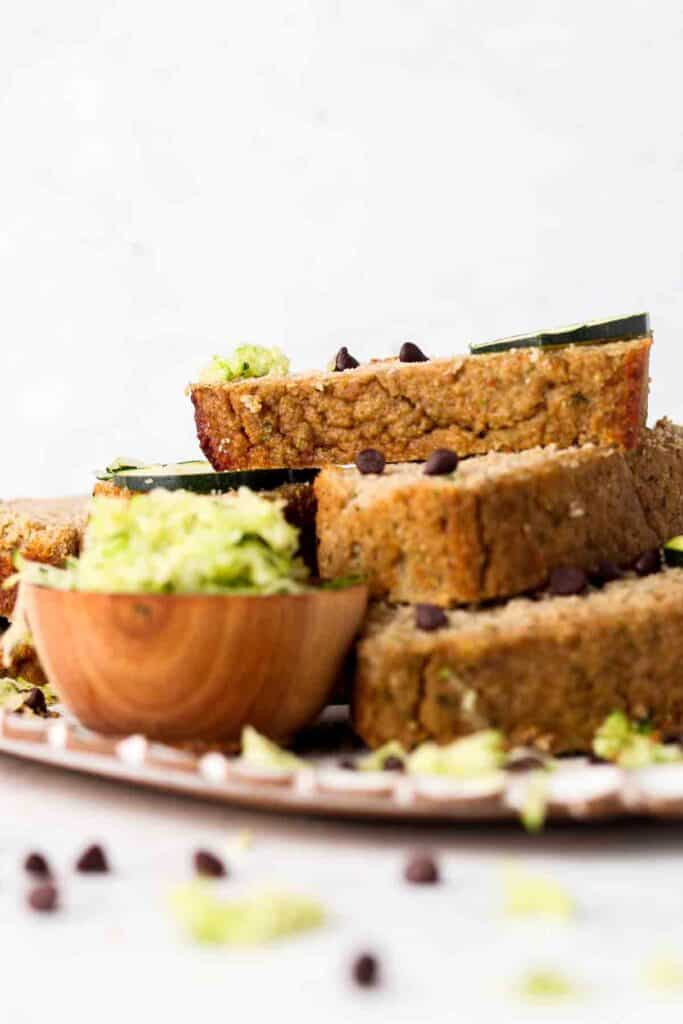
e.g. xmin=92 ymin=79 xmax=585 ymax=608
xmin=353 ymin=570 xmax=683 ymax=753
xmin=191 ymin=337 xmax=651 ymax=469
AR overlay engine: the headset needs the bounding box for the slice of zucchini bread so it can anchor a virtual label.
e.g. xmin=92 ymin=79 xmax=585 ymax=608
xmin=0 ymin=498 xmax=88 ymax=618
xmin=353 ymin=569 xmax=683 ymax=754
xmin=316 ymin=420 xmax=683 ymax=606
xmin=191 ymin=336 xmax=651 ymax=470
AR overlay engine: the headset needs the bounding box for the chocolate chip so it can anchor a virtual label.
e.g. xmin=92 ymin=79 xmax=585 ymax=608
xmin=292 ymin=716 xmax=360 ymax=755
xmin=588 ymin=753 xmax=609 ymax=765
xmin=24 ymin=852 xmax=51 ymax=877
xmin=333 ymin=347 xmax=360 ymax=372
xmin=352 ymin=953 xmax=379 ymax=988
xmin=76 ymin=844 xmax=109 ymax=873
xmin=588 ymin=560 xmax=621 ymax=587
xmin=633 ymin=548 xmax=662 ymax=577
xmin=338 ymin=758 xmax=357 ymax=771
xmin=28 ymin=882 xmax=58 ymax=913
xmin=355 ymin=449 xmax=385 ymax=475
xmin=548 ymin=566 xmax=587 ymax=596
xmin=424 ymin=449 xmax=459 ymax=476
xmin=399 ymin=341 xmax=429 ymax=363
xmin=194 ymin=850 xmax=227 ymax=878
xmin=404 ymin=852 xmax=440 ymax=884
xmin=415 ymin=604 xmax=448 ymax=631
xmin=382 ymin=755 xmax=405 ymax=773
xmin=23 ymin=687 xmax=48 ymax=715
xmin=505 ymin=755 xmax=546 ymax=773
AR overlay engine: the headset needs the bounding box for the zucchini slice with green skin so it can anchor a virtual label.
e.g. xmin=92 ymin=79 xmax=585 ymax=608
xmin=663 ymin=537 xmax=683 ymax=568
xmin=96 ymin=461 xmax=318 ymax=494
xmin=469 ymin=312 xmax=650 ymax=355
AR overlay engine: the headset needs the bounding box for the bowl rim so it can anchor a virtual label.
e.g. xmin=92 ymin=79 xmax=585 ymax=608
xmin=22 ymin=581 xmax=368 ymax=603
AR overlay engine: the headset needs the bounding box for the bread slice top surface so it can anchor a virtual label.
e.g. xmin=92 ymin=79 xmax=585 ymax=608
xmin=364 ymin=566 xmax=683 ymax=645
xmin=193 ymin=336 xmax=651 ymax=391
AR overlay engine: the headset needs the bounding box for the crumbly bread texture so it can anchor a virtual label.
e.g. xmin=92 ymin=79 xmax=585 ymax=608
xmin=0 ymin=627 xmax=48 ymax=688
xmin=0 ymin=498 xmax=88 ymax=618
xmin=191 ymin=337 xmax=651 ymax=470
xmin=316 ymin=419 xmax=683 ymax=606
xmin=353 ymin=569 xmax=683 ymax=753
xmin=93 ymin=480 xmax=318 ymax=572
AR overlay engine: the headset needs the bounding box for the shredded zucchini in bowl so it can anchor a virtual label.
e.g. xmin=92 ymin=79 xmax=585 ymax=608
xmin=14 ymin=488 xmax=308 ymax=596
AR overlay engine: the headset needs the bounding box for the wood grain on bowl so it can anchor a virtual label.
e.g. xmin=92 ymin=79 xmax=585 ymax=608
xmin=23 ymin=583 xmax=367 ymax=745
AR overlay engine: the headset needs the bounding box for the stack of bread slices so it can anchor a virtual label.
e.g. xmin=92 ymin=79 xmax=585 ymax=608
xmin=191 ymin=314 xmax=683 ymax=755
xmin=5 ymin=313 xmax=683 ymax=757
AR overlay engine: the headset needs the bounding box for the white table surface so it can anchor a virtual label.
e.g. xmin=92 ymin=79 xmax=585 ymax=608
xmin=2 ymin=752 xmax=683 ymax=1024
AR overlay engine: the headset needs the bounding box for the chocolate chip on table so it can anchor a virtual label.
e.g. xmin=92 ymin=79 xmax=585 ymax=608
xmin=352 ymin=953 xmax=379 ymax=988
xmin=76 ymin=844 xmax=109 ymax=873
xmin=333 ymin=346 xmax=360 ymax=372
xmin=548 ymin=566 xmax=587 ymax=596
xmin=633 ymin=548 xmax=662 ymax=577
xmin=415 ymin=604 xmax=448 ymax=631
xmin=382 ymin=755 xmax=405 ymax=773
xmin=28 ymin=882 xmax=58 ymax=913
xmin=399 ymin=341 xmax=429 ymax=363
xmin=588 ymin=560 xmax=621 ymax=587
xmin=424 ymin=449 xmax=459 ymax=476
xmin=355 ymin=449 xmax=385 ymax=475
xmin=23 ymin=687 xmax=47 ymax=715
xmin=194 ymin=849 xmax=227 ymax=878
xmin=404 ymin=852 xmax=440 ymax=884
xmin=338 ymin=758 xmax=357 ymax=771
xmin=24 ymin=852 xmax=51 ymax=877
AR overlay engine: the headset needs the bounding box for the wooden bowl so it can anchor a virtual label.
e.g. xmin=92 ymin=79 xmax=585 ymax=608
xmin=23 ymin=583 xmax=367 ymax=745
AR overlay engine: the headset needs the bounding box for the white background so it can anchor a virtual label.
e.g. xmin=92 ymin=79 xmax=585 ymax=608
xmin=1 ymin=0 xmax=682 ymax=497
xmin=2 ymin=4 xmax=683 ymax=1022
